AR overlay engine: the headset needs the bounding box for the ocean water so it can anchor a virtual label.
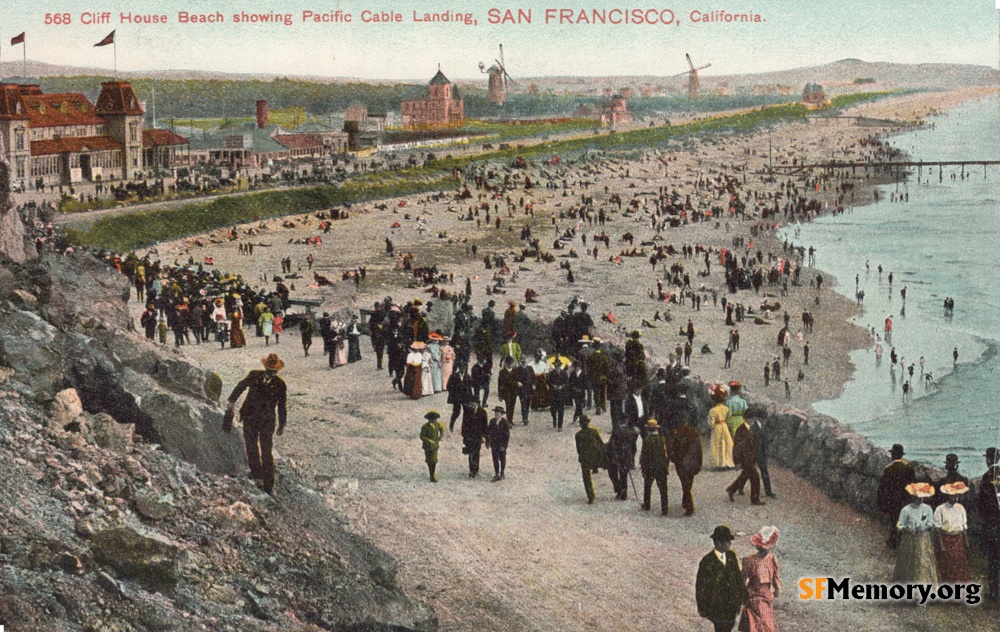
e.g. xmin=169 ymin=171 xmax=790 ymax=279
xmin=779 ymin=95 xmax=1000 ymax=470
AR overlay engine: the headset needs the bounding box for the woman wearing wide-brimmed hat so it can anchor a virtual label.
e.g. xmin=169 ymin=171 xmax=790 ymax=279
xmin=739 ymin=526 xmax=781 ymax=632
xmin=404 ymin=341 xmax=426 ymax=399
xmin=934 ymin=481 xmax=971 ymax=583
xmin=708 ymin=384 xmax=735 ymax=470
xmin=893 ymin=482 xmax=939 ymax=585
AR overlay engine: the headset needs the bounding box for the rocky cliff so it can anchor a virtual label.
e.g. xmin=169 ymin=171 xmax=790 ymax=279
xmin=0 ymin=251 xmax=436 ymax=631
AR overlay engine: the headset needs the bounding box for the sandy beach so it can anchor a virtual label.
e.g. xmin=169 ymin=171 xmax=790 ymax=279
xmin=123 ymin=87 xmax=998 ymax=630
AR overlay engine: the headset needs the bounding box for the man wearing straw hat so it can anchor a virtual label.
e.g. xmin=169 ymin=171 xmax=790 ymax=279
xmin=225 ymin=353 xmax=288 ymax=495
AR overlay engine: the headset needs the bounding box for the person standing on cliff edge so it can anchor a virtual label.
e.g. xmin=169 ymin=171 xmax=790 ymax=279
xmin=225 ymin=353 xmax=288 ymax=495
xmin=876 ymin=443 xmax=916 ymax=549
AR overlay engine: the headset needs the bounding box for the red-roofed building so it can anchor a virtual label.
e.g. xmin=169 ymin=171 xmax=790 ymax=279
xmin=401 ymin=69 xmax=464 ymax=129
xmin=0 ymin=81 xmax=188 ymax=189
xmin=143 ymin=128 xmax=189 ymax=171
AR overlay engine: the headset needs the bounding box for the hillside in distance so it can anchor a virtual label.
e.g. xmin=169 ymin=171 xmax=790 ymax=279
xmin=521 ymin=59 xmax=1000 ymax=96
xmin=3 ymin=58 xmax=997 ymax=92
xmin=3 ymin=58 xmax=995 ymax=121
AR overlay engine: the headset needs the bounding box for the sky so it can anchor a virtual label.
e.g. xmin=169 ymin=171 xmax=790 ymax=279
xmin=1 ymin=0 xmax=999 ymax=80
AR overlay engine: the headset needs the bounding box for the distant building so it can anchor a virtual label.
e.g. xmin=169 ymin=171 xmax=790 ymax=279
xmin=601 ymin=95 xmax=634 ymax=125
xmin=295 ymin=120 xmax=349 ymax=153
xmin=344 ymin=102 xmax=369 ymax=127
xmin=573 ymin=95 xmax=634 ymax=126
xmin=803 ymin=83 xmax=827 ymax=107
xmin=0 ymin=80 xmax=188 ymax=188
xmin=401 ymin=69 xmax=464 ymax=129
xmin=184 ymin=100 xmax=346 ymax=170
xmin=344 ymin=102 xmax=392 ymax=132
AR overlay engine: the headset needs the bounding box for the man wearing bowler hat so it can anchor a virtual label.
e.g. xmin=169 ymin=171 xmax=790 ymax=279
xmin=226 ymin=353 xmax=288 ymax=495
xmin=696 ymin=525 xmax=746 ymax=632
xmin=488 ymin=406 xmax=511 ymax=481
xmin=876 ymin=443 xmax=916 ymax=549
xmin=932 ymin=453 xmax=969 ymax=508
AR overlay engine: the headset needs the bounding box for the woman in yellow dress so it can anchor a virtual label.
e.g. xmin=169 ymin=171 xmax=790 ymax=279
xmin=708 ymin=384 xmax=735 ymax=469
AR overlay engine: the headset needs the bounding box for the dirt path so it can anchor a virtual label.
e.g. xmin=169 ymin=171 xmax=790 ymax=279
xmin=167 ymin=337 xmax=988 ymax=632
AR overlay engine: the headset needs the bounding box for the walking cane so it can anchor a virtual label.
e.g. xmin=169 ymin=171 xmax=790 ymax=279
xmin=627 ymin=468 xmax=639 ymax=502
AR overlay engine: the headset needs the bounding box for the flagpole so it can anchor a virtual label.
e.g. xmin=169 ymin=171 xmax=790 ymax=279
xmin=22 ymin=39 xmax=26 ymax=79
xmin=114 ymin=39 xmax=117 ymax=79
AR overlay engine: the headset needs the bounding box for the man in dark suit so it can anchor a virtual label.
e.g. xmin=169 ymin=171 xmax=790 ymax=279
xmin=461 ymin=401 xmax=488 ymax=479
xmin=932 ymin=453 xmax=969 ymax=508
xmin=978 ymin=447 xmax=1000 ymax=600
xmin=497 ymin=356 xmax=519 ymax=427
xmin=589 ymin=340 xmax=611 ymax=415
xmin=471 ymin=355 xmax=493 ymax=407
xmin=726 ymin=418 xmax=764 ymax=505
xmin=696 ymin=525 xmax=746 ymax=632
xmin=516 ymin=358 xmax=535 ymax=426
xmin=226 ymin=353 xmax=288 ymax=495
xmin=639 ymin=419 xmax=670 ymax=515
xmin=622 ymin=381 xmax=648 ymax=430
xmin=548 ymin=359 xmax=569 ymax=430
xmin=876 ymin=443 xmax=916 ymax=548
xmin=606 ymin=422 xmax=638 ymax=500
xmin=667 ymin=419 xmax=703 ymax=515
xmin=575 ymin=415 xmax=604 ymax=504
xmin=747 ymin=417 xmax=776 ymax=498
xmin=446 ymin=368 xmax=471 ymax=432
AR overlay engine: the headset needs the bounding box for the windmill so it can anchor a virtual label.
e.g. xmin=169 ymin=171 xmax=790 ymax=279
xmin=479 ymin=44 xmax=514 ymax=106
xmin=673 ymin=53 xmax=711 ymax=98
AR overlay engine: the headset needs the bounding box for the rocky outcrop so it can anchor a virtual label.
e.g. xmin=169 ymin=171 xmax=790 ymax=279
xmin=0 ymin=253 xmax=246 ymax=475
xmin=91 ymin=526 xmax=184 ymax=593
xmin=0 ymin=251 xmax=439 ymax=631
xmin=0 ymin=205 xmax=33 ymax=264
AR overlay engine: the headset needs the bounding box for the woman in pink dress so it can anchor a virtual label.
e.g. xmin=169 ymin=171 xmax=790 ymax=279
xmin=440 ymin=337 xmax=455 ymax=392
xmin=739 ymin=526 xmax=780 ymax=632
xmin=272 ymin=312 xmax=284 ymax=344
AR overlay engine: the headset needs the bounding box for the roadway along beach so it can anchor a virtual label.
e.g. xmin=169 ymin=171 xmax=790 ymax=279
xmin=127 ymin=87 xmax=998 ymax=630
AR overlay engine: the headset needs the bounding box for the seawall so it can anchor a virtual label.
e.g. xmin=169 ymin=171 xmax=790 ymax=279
xmin=685 ymin=378 xmax=986 ymax=540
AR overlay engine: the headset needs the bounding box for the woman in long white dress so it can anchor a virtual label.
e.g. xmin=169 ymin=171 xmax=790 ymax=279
xmin=893 ymin=482 xmax=939 ymax=585
xmin=428 ymin=333 xmax=444 ymax=393
xmin=420 ymin=347 xmax=434 ymax=396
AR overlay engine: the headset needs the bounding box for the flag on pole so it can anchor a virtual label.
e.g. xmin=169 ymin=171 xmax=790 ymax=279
xmin=94 ymin=30 xmax=115 ymax=47
xmin=10 ymin=32 xmax=24 ymax=46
